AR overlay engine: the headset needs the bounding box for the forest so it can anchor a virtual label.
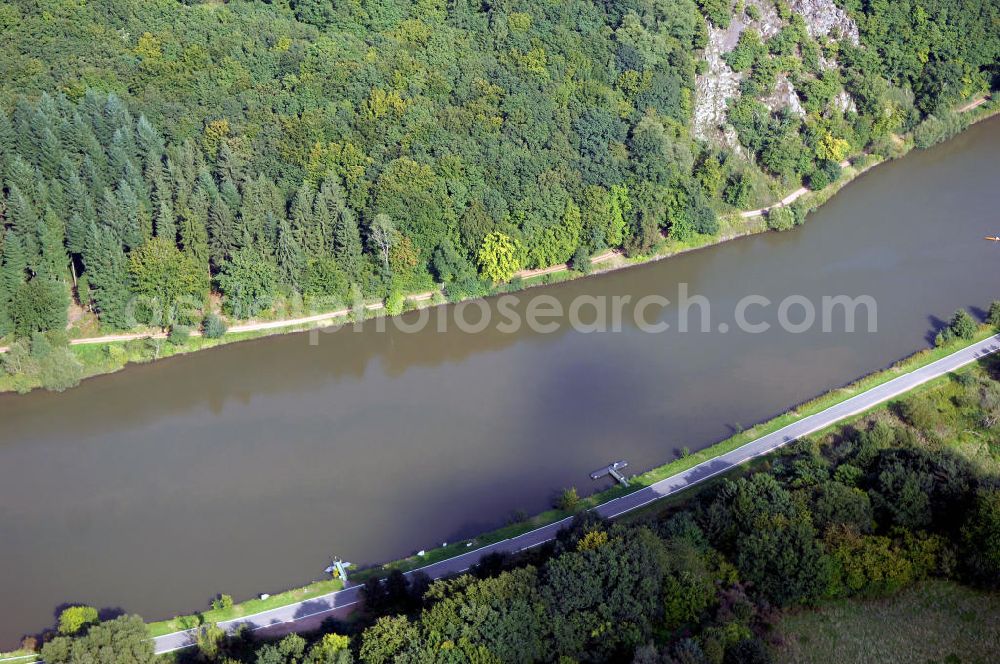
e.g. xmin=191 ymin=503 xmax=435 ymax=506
xmin=33 ymin=352 xmax=1000 ymax=662
xmin=0 ymin=0 xmax=997 ymax=351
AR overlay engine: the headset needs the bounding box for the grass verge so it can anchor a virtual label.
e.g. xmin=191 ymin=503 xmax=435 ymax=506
xmin=334 ymin=324 xmax=1000 ymax=585
xmin=145 ymin=578 xmax=343 ymax=639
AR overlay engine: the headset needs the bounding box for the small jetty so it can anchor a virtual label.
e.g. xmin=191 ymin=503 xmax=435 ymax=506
xmin=590 ymin=460 xmax=629 ymax=487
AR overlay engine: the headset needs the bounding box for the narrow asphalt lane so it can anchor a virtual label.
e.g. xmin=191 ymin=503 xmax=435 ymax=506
xmin=153 ymin=334 xmax=1000 ymax=654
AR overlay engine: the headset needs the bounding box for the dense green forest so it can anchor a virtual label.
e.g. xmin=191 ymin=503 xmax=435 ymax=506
xmin=0 ymin=0 xmax=997 ymax=344
xmin=34 ymin=355 xmax=1000 ymax=662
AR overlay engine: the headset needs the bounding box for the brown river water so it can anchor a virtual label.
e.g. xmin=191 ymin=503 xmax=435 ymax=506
xmin=1 ymin=117 xmax=998 ymax=645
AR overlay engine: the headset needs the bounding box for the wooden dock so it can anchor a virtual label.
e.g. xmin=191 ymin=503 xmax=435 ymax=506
xmin=590 ymin=460 xmax=629 ymax=486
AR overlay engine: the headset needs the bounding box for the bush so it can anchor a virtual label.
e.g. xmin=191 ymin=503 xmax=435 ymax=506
xmin=987 ymin=301 xmax=1000 ymax=329
xmin=385 ymin=289 xmax=405 ymax=316
xmin=202 ymin=313 xmax=227 ymax=339
xmin=723 ymin=171 xmax=754 ymax=208
xmin=2 ymin=333 xmax=83 ymax=392
xmin=808 ymin=160 xmax=842 ymax=191
xmin=57 ymin=605 xmax=99 ymax=635
xmin=724 ymin=29 xmax=765 ymax=72
xmin=896 ymin=397 xmax=940 ymax=431
xmin=210 ymin=594 xmax=233 ymax=612
xmin=195 ymin=623 xmax=225 ymax=661
xmin=39 ymin=347 xmax=84 ymax=392
xmin=766 ymin=206 xmax=795 ymax=231
xmin=807 ymin=167 xmax=831 ymax=191
xmin=571 ymin=246 xmax=592 ymax=274
xmin=949 ymin=309 xmax=977 ymax=340
xmin=42 ymin=615 xmax=152 ymax=664
xmin=914 ymin=112 xmax=967 ymax=149
xmin=555 ymin=487 xmax=580 ymax=511
xmin=168 ymin=324 xmax=190 ymax=345
xmin=698 ymin=0 xmax=732 ymax=28
xmin=790 ymin=200 xmax=810 ymax=226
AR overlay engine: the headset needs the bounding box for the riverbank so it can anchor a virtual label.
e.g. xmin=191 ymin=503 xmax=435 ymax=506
xmin=342 ymin=323 xmax=1000 ymax=580
xmin=2 ymin=93 xmax=998 ymax=655
xmin=1 ymin=96 xmax=995 ymax=395
xmin=120 ymin=321 xmax=997 ymax=654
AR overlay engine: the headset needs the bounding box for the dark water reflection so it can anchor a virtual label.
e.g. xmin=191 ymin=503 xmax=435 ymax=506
xmin=0 ymin=118 xmax=998 ymax=645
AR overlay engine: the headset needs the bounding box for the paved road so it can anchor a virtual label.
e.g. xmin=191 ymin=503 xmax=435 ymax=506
xmin=151 ymin=334 xmax=1000 ymax=654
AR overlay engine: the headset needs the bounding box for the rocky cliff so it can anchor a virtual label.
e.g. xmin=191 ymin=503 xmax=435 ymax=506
xmin=693 ymin=0 xmax=859 ymax=150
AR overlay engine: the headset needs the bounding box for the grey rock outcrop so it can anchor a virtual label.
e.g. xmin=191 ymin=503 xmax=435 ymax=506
xmin=693 ymin=0 xmax=860 ymax=150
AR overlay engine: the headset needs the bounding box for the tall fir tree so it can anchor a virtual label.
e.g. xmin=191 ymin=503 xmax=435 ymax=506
xmin=334 ymin=206 xmax=365 ymax=283
xmin=6 ymin=185 xmax=39 ymax=267
xmin=207 ymin=195 xmax=239 ymax=268
xmin=83 ymin=224 xmax=132 ymax=329
xmin=0 ymin=231 xmax=27 ymax=302
xmin=274 ymin=218 xmax=305 ymax=289
xmin=289 ymin=182 xmax=315 ymax=253
xmin=37 ymin=207 xmax=68 ymax=282
xmin=179 ymin=190 xmax=210 ymax=268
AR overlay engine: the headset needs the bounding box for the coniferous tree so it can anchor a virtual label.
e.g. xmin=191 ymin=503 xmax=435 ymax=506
xmin=0 ymin=232 xmax=27 ymax=299
xmin=11 ymin=97 xmax=35 ymax=157
xmin=239 ymin=175 xmax=282 ymax=248
xmin=6 ymin=185 xmax=39 ymax=265
xmin=136 ymin=115 xmax=165 ymax=173
xmin=155 ymin=199 xmax=177 ymax=243
xmin=5 ymin=156 xmax=37 ymax=204
xmin=107 ymin=129 xmax=134 ymax=186
xmin=179 ymin=190 xmax=211 ymax=268
xmin=10 ymin=278 xmax=67 ymax=337
xmin=115 ymin=181 xmax=148 ymax=249
xmin=334 ymin=206 xmax=365 ymax=283
xmin=38 ymin=127 xmax=63 ymax=179
xmin=83 ymin=225 xmax=132 ymax=329
xmin=289 ymin=182 xmax=316 ymax=253
xmin=274 ymin=217 xmax=305 ymax=289
xmin=0 ymin=111 xmax=14 ymax=157
xmin=207 ymin=195 xmax=239 ymax=268
xmin=37 ymin=207 xmax=68 ymax=282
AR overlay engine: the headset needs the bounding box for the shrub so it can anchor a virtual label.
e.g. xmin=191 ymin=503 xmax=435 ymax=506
xmin=57 ymin=605 xmax=98 ymax=635
xmin=195 ymin=623 xmax=225 ymax=660
xmin=39 ymin=347 xmax=84 ymax=392
xmin=723 ymin=171 xmax=754 ymax=208
xmin=766 ymin=206 xmax=795 ymax=231
xmin=571 ymin=246 xmax=592 ymax=274
xmin=914 ymin=112 xmax=966 ymax=149
xmin=724 ymin=29 xmax=765 ymax=72
xmin=555 ymin=487 xmax=580 ymax=511
xmin=384 ymin=289 xmax=405 ymax=316
xmin=790 ymin=200 xmax=810 ymax=226
xmin=807 ymin=167 xmax=831 ymax=191
xmin=987 ymin=301 xmax=1000 ymax=329
xmin=896 ymin=397 xmax=940 ymax=431
xmin=202 ymin=313 xmax=227 ymax=339
xmin=210 ymin=594 xmax=233 ymax=612
xmin=42 ymin=616 xmax=152 ymax=663
xmin=168 ymin=324 xmax=190 ymax=345
xmin=697 ymin=0 xmax=733 ymax=28
xmin=949 ymin=309 xmax=977 ymax=340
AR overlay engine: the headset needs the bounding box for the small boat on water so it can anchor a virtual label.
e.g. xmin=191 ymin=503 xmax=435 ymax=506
xmin=985 ymin=236 xmax=1000 ymax=242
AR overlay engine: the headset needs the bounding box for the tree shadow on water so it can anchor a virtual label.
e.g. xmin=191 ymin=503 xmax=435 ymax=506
xmin=925 ymin=314 xmax=947 ymax=345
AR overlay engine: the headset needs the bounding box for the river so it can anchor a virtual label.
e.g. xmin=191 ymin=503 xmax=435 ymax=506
xmin=1 ymin=117 xmax=998 ymax=646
